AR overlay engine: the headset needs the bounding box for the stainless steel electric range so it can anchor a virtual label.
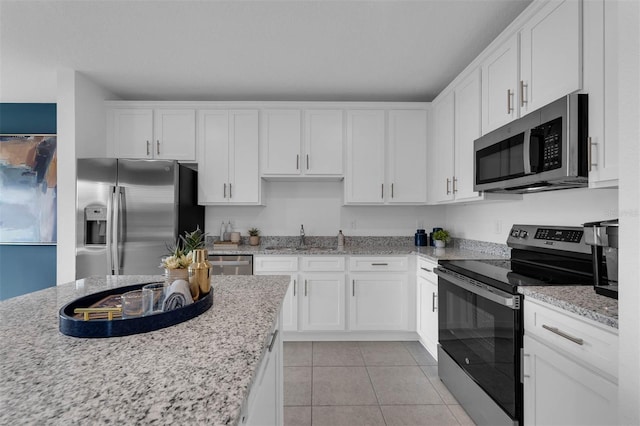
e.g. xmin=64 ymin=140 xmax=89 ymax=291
xmin=434 ymin=224 xmax=593 ymax=426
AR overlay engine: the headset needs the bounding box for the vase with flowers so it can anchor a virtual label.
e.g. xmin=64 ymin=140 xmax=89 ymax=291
xmin=160 ymin=227 xmax=207 ymax=293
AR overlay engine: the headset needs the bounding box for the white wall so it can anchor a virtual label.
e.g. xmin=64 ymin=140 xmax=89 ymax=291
xmin=56 ymin=70 xmax=117 ymax=284
xmin=205 ymin=180 xmax=447 ymax=237
xmin=444 ymin=188 xmax=619 ymax=243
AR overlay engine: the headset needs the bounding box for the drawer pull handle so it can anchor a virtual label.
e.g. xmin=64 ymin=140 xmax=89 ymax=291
xmin=420 ymin=267 xmax=434 ymax=273
xmin=371 ymin=263 xmax=388 ymax=266
xmin=542 ymin=324 xmax=584 ymax=345
xmin=352 ymin=280 xmax=355 ymax=297
xmin=293 ymin=279 xmax=296 ymax=296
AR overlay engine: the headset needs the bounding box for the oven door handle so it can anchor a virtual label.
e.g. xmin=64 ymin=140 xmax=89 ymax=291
xmin=434 ymin=267 xmax=520 ymax=310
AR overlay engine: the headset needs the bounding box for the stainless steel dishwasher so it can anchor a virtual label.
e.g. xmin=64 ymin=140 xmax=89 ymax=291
xmin=208 ymin=255 xmax=253 ymax=275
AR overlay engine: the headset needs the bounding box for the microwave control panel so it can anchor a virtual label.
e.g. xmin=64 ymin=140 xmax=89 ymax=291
xmin=535 ymin=117 xmax=563 ymax=171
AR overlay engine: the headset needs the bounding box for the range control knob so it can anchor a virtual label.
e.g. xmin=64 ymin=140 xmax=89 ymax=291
xmin=518 ymin=230 xmax=528 ymax=238
xmin=511 ymin=229 xmax=520 ymax=238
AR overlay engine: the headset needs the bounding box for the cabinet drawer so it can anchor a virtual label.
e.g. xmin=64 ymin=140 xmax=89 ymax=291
xmin=349 ymin=256 xmax=408 ymax=272
xmin=301 ymin=256 xmax=345 ymax=272
xmin=254 ymin=256 xmax=298 ymax=272
xmin=417 ymin=257 xmax=438 ymax=282
xmin=524 ymin=298 xmax=618 ymax=379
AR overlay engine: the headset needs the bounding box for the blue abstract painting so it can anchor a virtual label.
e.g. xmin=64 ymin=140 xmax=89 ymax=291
xmin=0 ymin=135 xmax=57 ymax=243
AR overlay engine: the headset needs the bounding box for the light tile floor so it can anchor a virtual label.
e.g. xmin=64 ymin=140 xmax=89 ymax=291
xmin=283 ymin=341 xmax=476 ymax=426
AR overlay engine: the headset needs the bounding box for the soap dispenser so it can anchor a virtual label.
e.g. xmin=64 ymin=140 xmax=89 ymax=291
xmin=337 ymin=230 xmax=345 ymax=251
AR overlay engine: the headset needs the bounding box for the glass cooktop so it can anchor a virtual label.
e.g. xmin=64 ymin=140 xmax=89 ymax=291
xmin=439 ymin=258 xmax=593 ymax=295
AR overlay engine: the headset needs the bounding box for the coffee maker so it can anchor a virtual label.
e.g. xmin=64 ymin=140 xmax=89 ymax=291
xmin=583 ymin=219 xmax=618 ymax=299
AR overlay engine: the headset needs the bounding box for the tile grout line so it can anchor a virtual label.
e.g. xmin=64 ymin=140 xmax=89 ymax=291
xmin=310 ymin=342 xmax=314 ymax=425
xmin=358 ymin=341 xmax=389 ymax=426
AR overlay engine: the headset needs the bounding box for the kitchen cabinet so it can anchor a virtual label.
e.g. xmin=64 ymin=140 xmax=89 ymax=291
xmin=260 ymin=109 xmax=343 ymax=177
xmin=242 ymin=316 xmax=282 ymax=426
xmin=345 ymin=109 xmax=427 ymax=204
xmin=254 ymin=256 xmax=298 ymax=332
xmin=349 ymin=273 xmax=408 ymax=331
xmin=522 ymin=298 xmax=618 ymax=425
xmin=300 ymin=273 xmax=346 ymax=331
xmin=198 ymin=110 xmax=261 ymax=205
xmin=107 ymin=107 xmax=196 ymax=161
xmin=481 ymin=0 xmax=582 ymax=134
xmin=299 ymin=256 xmax=346 ymax=331
xmin=519 ymin=0 xmax=581 ymax=116
xmin=481 ymin=34 xmax=519 ymax=133
xmin=304 ymin=109 xmax=344 ymax=176
xmin=348 ymin=256 xmax=410 ymax=331
xmin=387 ymin=110 xmax=428 ymax=204
xmin=429 ymin=69 xmax=484 ymax=204
xmin=416 ymin=257 xmax=438 ymax=359
xmin=584 ymin=0 xmax=619 ymax=188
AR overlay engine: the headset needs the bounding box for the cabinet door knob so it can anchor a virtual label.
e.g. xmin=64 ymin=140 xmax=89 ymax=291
xmin=520 ymin=80 xmax=527 ymax=107
xmin=296 ymin=154 xmax=299 ymax=170
xmin=223 ymin=183 xmax=227 ymax=198
xmin=507 ymin=89 xmax=513 ymax=114
xmin=146 ymin=140 xmax=150 ymax=156
xmin=156 ymin=140 xmax=160 ymax=155
xmin=446 ymin=178 xmax=451 ymax=195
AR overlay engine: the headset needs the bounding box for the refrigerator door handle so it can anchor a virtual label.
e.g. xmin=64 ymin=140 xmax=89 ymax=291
xmin=106 ymin=185 xmax=116 ymax=275
xmin=112 ymin=186 xmax=124 ymax=275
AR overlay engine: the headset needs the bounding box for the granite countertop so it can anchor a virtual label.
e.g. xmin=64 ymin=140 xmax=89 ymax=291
xmin=518 ymin=286 xmax=618 ymax=329
xmin=0 ymin=274 xmax=289 ymax=425
xmin=207 ymin=240 xmax=508 ymax=262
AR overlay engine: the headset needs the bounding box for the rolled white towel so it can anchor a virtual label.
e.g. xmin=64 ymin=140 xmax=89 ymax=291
xmin=162 ymin=279 xmax=194 ymax=311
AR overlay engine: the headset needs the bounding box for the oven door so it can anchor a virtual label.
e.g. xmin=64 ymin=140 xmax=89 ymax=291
xmin=435 ymin=267 xmax=522 ymax=422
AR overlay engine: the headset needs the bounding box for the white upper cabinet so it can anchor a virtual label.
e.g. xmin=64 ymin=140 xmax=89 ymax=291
xmin=345 ymin=110 xmax=386 ymax=204
xmin=387 ymin=110 xmax=428 ymax=204
xmin=304 ymin=110 xmax=344 ymax=176
xmin=481 ymin=0 xmax=582 ymax=135
xmin=107 ymin=107 xmax=196 ymax=161
xmin=429 ymin=69 xmax=484 ymax=204
xmin=198 ymin=110 xmax=261 ymax=205
xmin=346 ymin=108 xmax=427 ymax=205
xmin=260 ymin=109 xmax=344 ymax=178
xmin=519 ymin=0 xmax=581 ymax=115
xmin=481 ymin=34 xmax=519 ymax=134
xmin=260 ymin=109 xmax=302 ymax=176
xmin=453 ymin=69 xmax=483 ymax=201
xmin=429 ymin=91 xmax=455 ymax=203
xmin=584 ymin=0 xmax=619 ymax=188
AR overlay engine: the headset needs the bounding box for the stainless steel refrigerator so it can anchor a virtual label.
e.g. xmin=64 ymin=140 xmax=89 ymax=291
xmin=76 ymin=159 xmax=204 ymax=279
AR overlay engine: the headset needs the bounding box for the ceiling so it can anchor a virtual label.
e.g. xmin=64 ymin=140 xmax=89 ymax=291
xmin=0 ymin=0 xmax=531 ymax=103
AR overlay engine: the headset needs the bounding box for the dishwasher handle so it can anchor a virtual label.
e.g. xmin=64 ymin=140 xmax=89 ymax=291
xmin=208 ymin=260 xmax=251 ymax=266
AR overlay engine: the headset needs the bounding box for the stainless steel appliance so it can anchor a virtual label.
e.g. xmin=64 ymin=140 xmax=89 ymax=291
xmin=435 ymin=224 xmax=594 ymax=425
xmin=208 ymin=255 xmax=253 ymax=275
xmin=76 ymin=159 xmax=204 ymax=279
xmin=584 ymin=219 xmax=619 ymax=299
xmin=474 ymin=94 xmax=588 ymax=193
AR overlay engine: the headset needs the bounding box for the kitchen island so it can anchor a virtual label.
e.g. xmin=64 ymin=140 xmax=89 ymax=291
xmin=0 ymin=274 xmax=289 ymax=425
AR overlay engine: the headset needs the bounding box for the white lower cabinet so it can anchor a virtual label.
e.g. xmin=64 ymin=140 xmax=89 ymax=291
xmin=349 ymin=273 xmax=407 ymax=331
xmin=300 ymin=273 xmax=346 ymax=331
xmin=523 ymin=298 xmax=618 ymax=425
xmin=242 ymin=316 xmax=282 ymax=426
xmin=254 ymin=256 xmax=298 ymax=332
xmin=416 ymin=257 xmax=438 ymax=358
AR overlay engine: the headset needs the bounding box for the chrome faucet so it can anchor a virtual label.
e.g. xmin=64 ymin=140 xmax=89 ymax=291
xmin=299 ymin=224 xmax=306 ymax=247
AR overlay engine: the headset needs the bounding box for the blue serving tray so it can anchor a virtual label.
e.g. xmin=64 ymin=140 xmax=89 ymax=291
xmin=59 ymin=282 xmax=213 ymax=338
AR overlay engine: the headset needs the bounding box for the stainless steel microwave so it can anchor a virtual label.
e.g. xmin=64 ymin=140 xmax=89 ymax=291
xmin=473 ymin=94 xmax=588 ymax=193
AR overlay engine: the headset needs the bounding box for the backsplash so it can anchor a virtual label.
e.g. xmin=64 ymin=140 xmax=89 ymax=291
xmin=449 ymin=238 xmax=510 ymax=257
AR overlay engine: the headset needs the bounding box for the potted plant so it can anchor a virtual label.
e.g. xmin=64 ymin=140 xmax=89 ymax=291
xmin=248 ymin=227 xmax=260 ymax=246
xmin=160 ymin=227 xmax=207 ymax=282
xmin=432 ymin=229 xmax=451 ymax=248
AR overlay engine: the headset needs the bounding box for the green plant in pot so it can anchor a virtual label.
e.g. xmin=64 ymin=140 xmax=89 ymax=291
xmin=432 ymin=229 xmax=450 ymax=248
xmin=248 ymin=227 xmax=261 ymax=246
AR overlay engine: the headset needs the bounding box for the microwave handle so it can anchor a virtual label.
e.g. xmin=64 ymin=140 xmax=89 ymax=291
xmin=523 ymin=129 xmax=532 ymax=175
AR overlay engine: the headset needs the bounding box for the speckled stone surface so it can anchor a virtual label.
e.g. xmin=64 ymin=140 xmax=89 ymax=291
xmin=0 ymin=274 xmax=289 ymax=425
xmin=518 ymin=286 xmax=618 ymax=329
xmin=206 ymin=236 xmax=508 ymax=261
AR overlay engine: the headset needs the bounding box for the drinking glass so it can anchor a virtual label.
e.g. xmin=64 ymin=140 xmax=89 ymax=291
xmin=142 ymin=282 xmax=167 ymax=315
xmin=121 ymin=289 xmax=145 ymax=318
